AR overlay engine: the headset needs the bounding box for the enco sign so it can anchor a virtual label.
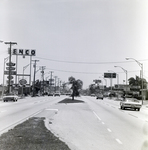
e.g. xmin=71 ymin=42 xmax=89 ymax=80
xmin=12 ymin=49 xmax=36 ymax=56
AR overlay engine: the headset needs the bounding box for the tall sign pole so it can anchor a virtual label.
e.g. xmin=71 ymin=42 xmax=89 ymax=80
xmin=32 ymin=60 xmax=39 ymax=96
xmin=5 ymin=42 xmax=17 ymax=94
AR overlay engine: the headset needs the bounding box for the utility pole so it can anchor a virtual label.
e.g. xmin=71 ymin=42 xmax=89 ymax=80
xmin=32 ymin=60 xmax=39 ymax=96
xmin=5 ymin=42 xmax=17 ymax=94
xmin=54 ymin=76 xmax=57 ymax=93
xmin=49 ymin=71 xmax=53 ymax=93
xmin=40 ymin=66 xmax=46 ymax=95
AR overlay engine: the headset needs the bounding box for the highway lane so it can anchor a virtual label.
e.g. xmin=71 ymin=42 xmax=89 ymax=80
xmin=0 ymin=96 xmax=67 ymax=135
xmin=0 ymin=95 xmax=148 ymax=150
xmin=84 ymin=96 xmax=148 ymax=150
xmin=45 ymin=96 xmax=148 ymax=150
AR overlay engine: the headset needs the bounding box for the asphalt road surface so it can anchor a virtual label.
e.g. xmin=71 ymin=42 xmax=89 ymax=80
xmin=0 ymin=96 xmax=148 ymax=150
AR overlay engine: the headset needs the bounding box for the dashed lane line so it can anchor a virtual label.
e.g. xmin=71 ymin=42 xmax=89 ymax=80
xmin=93 ymin=111 xmax=123 ymax=146
xmin=116 ymin=139 xmax=123 ymax=144
xmin=107 ymin=128 xmax=112 ymax=132
xmin=93 ymin=111 xmax=101 ymax=121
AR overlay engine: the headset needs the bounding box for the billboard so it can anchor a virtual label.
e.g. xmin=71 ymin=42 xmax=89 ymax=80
xmin=104 ymin=73 xmax=116 ymax=78
xmin=12 ymin=49 xmax=36 ymax=56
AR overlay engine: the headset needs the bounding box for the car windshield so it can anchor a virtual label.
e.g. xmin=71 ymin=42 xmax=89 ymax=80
xmin=126 ymin=98 xmax=140 ymax=103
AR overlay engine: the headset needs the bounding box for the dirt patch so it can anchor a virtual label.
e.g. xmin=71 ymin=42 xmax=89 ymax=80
xmin=0 ymin=117 xmax=70 ymax=150
xmin=58 ymin=98 xmax=84 ymax=104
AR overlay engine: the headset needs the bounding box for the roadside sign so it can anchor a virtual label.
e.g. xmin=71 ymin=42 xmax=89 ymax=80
xmin=4 ymin=71 xmax=16 ymax=75
xmin=6 ymin=80 xmax=14 ymax=84
xmin=19 ymin=79 xmax=27 ymax=85
xmin=7 ymin=76 xmax=14 ymax=79
xmin=6 ymin=67 xmax=15 ymax=70
xmin=6 ymin=62 xmax=15 ymax=66
xmin=104 ymin=73 xmax=116 ymax=78
xmin=49 ymin=79 xmax=54 ymax=81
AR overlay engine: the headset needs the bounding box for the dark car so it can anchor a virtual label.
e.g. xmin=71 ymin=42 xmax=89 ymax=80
xmin=54 ymin=93 xmax=60 ymax=96
xmin=96 ymin=93 xmax=103 ymax=100
xmin=48 ymin=93 xmax=54 ymax=96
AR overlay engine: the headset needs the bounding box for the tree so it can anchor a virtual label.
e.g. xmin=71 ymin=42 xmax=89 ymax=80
xmin=128 ymin=75 xmax=147 ymax=89
xmin=68 ymin=76 xmax=83 ymax=100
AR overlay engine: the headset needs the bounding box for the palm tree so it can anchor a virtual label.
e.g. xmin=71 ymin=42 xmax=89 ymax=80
xmin=128 ymin=75 xmax=147 ymax=89
xmin=68 ymin=76 xmax=83 ymax=100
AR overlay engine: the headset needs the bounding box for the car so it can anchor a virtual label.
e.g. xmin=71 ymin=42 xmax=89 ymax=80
xmin=90 ymin=94 xmax=95 ymax=97
xmin=48 ymin=93 xmax=54 ymax=96
xmin=3 ymin=94 xmax=19 ymax=102
xmin=54 ymin=93 xmax=60 ymax=96
xmin=96 ymin=93 xmax=103 ymax=100
xmin=120 ymin=97 xmax=142 ymax=111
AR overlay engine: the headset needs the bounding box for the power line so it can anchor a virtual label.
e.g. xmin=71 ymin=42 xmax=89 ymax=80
xmin=45 ymin=67 xmax=140 ymax=75
xmin=35 ymin=56 xmax=148 ymax=65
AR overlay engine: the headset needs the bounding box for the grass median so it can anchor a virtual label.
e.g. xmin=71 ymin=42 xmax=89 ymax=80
xmin=0 ymin=117 xmax=70 ymax=150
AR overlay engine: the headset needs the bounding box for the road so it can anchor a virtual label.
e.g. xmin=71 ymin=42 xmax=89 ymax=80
xmin=0 ymin=96 xmax=148 ymax=150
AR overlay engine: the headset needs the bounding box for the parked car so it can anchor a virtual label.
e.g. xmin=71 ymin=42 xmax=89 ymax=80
xmin=120 ymin=97 xmax=142 ymax=111
xmin=3 ymin=94 xmax=19 ymax=102
xmin=96 ymin=93 xmax=103 ymax=100
xmin=54 ymin=93 xmax=60 ymax=96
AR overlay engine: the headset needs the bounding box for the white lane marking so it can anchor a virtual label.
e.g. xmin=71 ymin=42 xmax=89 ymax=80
xmin=45 ymin=109 xmax=58 ymax=111
xmin=102 ymin=122 xmax=105 ymax=125
xmin=107 ymin=128 xmax=112 ymax=132
xmin=93 ymin=111 xmax=101 ymax=121
xmin=0 ymin=110 xmax=6 ymax=113
xmin=116 ymin=139 xmax=123 ymax=144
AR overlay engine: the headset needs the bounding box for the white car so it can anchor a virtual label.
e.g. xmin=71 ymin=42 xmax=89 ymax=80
xmin=120 ymin=98 xmax=142 ymax=111
xmin=3 ymin=94 xmax=19 ymax=102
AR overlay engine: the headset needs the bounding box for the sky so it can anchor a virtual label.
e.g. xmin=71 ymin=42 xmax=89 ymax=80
xmin=0 ymin=0 xmax=148 ymax=89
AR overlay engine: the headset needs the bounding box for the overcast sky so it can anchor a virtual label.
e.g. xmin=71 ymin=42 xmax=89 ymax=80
xmin=0 ymin=0 xmax=148 ymax=89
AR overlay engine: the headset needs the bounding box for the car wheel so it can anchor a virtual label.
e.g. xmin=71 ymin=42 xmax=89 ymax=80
xmin=137 ymin=108 xmax=140 ymax=111
xmin=121 ymin=106 xmax=124 ymax=110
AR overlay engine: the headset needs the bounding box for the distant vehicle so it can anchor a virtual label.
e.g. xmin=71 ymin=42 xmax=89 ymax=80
xmin=54 ymin=93 xmax=60 ymax=96
xmin=48 ymin=93 xmax=54 ymax=96
xmin=65 ymin=93 xmax=71 ymax=96
xmin=3 ymin=94 xmax=19 ymax=102
xmin=96 ymin=93 xmax=103 ymax=100
xmin=90 ymin=94 xmax=95 ymax=97
xmin=120 ymin=97 xmax=142 ymax=111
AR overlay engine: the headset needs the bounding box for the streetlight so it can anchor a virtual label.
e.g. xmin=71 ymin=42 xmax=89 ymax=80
xmin=2 ymin=57 xmax=9 ymax=97
xmin=99 ymin=76 xmax=107 ymax=87
xmin=21 ymin=64 xmax=30 ymax=97
xmin=114 ymin=66 xmax=128 ymax=92
xmin=126 ymin=57 xmax=144 ymax=104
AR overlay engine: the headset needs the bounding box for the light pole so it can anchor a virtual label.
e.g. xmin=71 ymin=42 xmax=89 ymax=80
xmin=126 ymin=57 xmax=144 ymax=104
xmin=2 ymin=57 xmax=9 ymax=97
xmin=114 ymin=66 xmax=128 ymax=92
xmin=99 ymin=76 xmax=107 ymax=88
xmin=21 ymin=64 xmax=30 ymax=97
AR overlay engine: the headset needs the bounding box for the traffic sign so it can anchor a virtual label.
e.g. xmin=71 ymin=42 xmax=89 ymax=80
xmin=4 ymin=71 xmax=16 ymax=75
xmin=6 ymin=62 xmax=15 ymax=66
xmin=6 ymin=67 xmax=15 ymax=70
xmin=7 ymin=76 xmax=14 ymax=79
